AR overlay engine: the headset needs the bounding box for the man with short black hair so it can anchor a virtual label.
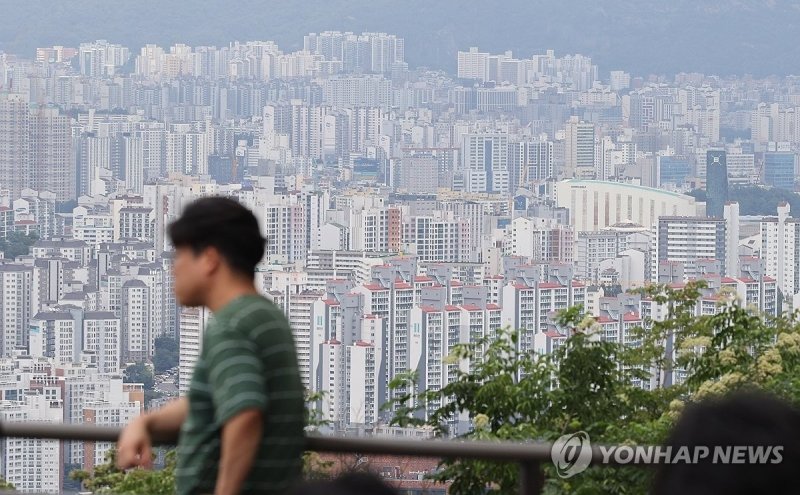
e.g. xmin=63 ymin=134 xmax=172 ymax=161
xmin=116 ymin=196 xmax=305 ymax=495
xmin=653 ymin=390 xmax=800 ymax=495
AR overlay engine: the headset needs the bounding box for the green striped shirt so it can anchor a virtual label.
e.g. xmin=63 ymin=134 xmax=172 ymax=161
xmin=175 ymin=295 xmax=305 ymax=495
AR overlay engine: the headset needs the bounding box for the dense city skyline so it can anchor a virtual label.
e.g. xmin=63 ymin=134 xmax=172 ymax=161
xmin=1 ymin=15 xmax=800 ymax=493
xmin=3 ymin=1 xmax=800 ymax=76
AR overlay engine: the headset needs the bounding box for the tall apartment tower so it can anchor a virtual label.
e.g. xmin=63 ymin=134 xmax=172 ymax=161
xmin=761 ymin=203 xmax=800 ymax=312
xmin=564 ymin=117 xmax=596 ymax=179
xmin=178 ymin=306 xmax=211 ymax=394
xmin=0 ymin=96 xmax=75 ymax=201
xmin=0 ymin=93 xmax=30 ymax=198
xmin=706 ymin=150 xmax=728 ymax=218
xmin=653 ymin=216 xmax=727 ymax=282
xmin=30 ymin=107 xmax=74 ymax=200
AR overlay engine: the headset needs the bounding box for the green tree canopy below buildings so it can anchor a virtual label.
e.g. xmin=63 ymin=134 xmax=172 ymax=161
xmin=689 ymin=186 xmax=800 ymax=216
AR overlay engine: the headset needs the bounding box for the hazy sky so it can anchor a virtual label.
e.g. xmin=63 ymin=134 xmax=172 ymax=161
xmin=2 ymin=0 xmax=799 ymax=76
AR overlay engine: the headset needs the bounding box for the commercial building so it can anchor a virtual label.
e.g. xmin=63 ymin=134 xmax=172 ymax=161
xmin=764 ymin=152 xmax=795 ymax=190
xmin=705 ymin=150 xmax=728 ymax=218
xmin=555 ymin=179 xmax=698 ymax=232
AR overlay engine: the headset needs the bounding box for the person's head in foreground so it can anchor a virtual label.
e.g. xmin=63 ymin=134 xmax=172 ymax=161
xmin=168 ymin=196 xmax=266 ymax=307
xmin=288 ymin=472 xmax=399 ymax=495
xmin=652 ymin=389 xmax=800 ymax=495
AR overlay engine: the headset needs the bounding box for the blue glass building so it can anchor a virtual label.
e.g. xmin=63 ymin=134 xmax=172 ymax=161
xmin=659 ymin=156 xmax=691 ymax=187
xmin=764 ymin=153 xmax=795 ymax=191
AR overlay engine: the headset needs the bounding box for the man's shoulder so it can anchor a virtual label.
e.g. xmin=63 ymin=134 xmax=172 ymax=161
xmin=233 ymin=295 xmax=285 ymax=321
xmin=229 ymin=296 xmax=291 ymax=337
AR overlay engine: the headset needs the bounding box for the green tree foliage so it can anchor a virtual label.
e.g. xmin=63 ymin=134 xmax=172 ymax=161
xmin=688 ymin=186 xmax=800 ymax=215
xmin=0 ymin=232 xmax=38 ymax=259
xmin=389 ymin=283 xmax=800 ymax=494
xmin=71 ymin=448 xmax=175 ymax=495
xmin=153 ymin=337 xmax=179 ymax=373
xmin=123 ymin=362 xmax=163 ymax=407
xmin=123 ymin=362 xmax=154 ymax=390
xmin=304 ymin=390 xmax=334 ymax=480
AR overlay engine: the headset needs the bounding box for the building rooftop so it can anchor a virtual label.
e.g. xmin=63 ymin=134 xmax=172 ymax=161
xmin=560 ymin=179 xmax=694 ymax=199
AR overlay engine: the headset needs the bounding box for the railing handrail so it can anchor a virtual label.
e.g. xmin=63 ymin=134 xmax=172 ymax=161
xmin=0 ymin=420 xmax=633 ymax=465
xmin=0 ymin=421 xmax=646 ymax=494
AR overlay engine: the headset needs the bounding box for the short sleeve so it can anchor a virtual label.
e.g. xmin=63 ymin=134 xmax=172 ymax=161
xmin=206 ymin=330 xmax=268 ymax=424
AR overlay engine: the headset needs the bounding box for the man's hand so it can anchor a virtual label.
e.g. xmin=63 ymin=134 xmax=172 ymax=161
xmin=116 ymin=416 xmax=153 ymax=469
xmin=116 ymin=397 xmax=189 ymax=470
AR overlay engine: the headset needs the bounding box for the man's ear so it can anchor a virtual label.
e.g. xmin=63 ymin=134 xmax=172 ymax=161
xmin=200 ymin=246 xmax=223 ymax=275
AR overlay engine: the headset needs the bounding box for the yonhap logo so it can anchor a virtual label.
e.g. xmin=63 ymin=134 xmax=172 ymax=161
xmin=551 ymin=431 xmax=592 ymax=478
xmin=549 ymin=435 xmax=783 ymax=477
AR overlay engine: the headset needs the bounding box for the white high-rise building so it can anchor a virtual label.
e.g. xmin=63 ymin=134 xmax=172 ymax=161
xmin=0 ymin=394 xmax=62 ymax=492
xmin=724 ymin=202 xmax=740 ymax=278
xmin=0 ymin=265 xmax=36 ymax=357
xmin=0 ymin=101 xmax=68 ymax=200
xmin=178 ymin=306 xmax=210 ymax=394
xmin=501 ymin=278 xmax=587 ymax=355
xmin=761 ymin=203 xmax=800 ymax=311
xmin=317 ymin=334 xmax=384 ymax=430
xmin=82 ymin=388 xmax=142 ymax=471
xmin=121 ymin=280 xmax=150 ymax=362
xmin=0 ymin=93 xmax=29 ymax=200
xmin=135 ymin=44 xmax=165 ymax=78
xmin=29 ymin=312 xmax=81 ymax=365
xmin=83 ymin=312 xmax=122 ymax=374
xmin=118 ymin=206 xmax=155 ymax=242
xmin=457 ymin=47 xmax=489 ymax=81
xmin=349 ymin=208 xmax=391 ymax=252
xmin=285 ymin=290 xmax=322 ymax=389
xmin=79 ymin=40 xmax=129 ymax=77
xmin=609 ymin=71 xmax=631 ymax=91
xmin=409 ymin=304 xmax=463 ymax=419
xmin=289 ymin=101 xmax=326 ymax=159
xmin=14 ymin=190 xmax=56 ymax=240
xmin=135 ymin=126 xmax=166 ymax=181
xmin=345 ymin=341 xmax=381 ymax=426
xmin=575 ymin=231 xmax=631 ymax=282
xmin=165 ymin=130 xmax=209 ymax=175
xmin=322 ymin=76 xmax=392 ymax=108
xmin=462 ymin=134 xmax=509 ymax=194
xmin=504 ymin=217 xmax=574 ymax=264
xmin=124 ymin=135 xmax=145 ymax=193
xmin=402 ymin=212 xmax=473 ymax=263
xmin=653 ymin=217 xmax=727 ymax=282
xmin=72 ymin=205 xmax=115 ymax=248
xmin=319 ymin=340 xmax=346 ymax=426
xmin=508 ymin=139 xmax=554 ymax=188
xmin=564 ymin=117 xmax=596 ymax=179
xmin=59 ymin=369 xmax=143 ymax=468
xmin=29 ymin=107 xmax=75 ymax=201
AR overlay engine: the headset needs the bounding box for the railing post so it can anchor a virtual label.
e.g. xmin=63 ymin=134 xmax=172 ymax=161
xmin=519 ymin=461 xmax=543 ymax=495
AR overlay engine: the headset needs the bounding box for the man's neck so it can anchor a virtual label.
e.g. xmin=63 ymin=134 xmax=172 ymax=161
xmin=206 ymin=279 xmax=259 ymax=313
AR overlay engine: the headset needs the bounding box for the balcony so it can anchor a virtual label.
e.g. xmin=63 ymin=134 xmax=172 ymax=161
xmin=0 ymin=420 xmax=645 ymax=494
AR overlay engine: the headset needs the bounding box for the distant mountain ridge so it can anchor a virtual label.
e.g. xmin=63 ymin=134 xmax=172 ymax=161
xmin=1 ymin=0 xmax=799 ymax=76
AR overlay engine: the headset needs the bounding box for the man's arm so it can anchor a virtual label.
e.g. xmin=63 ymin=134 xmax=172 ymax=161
xmin=117 ymin=397 xmax=189 ymax=469
xmin=206 ymin=328 xmax=269 ymax=494
xmin=213 ymin=409 xmax=264 ymax=495
xmin=142 ymin=396 xmax=189 ymax=437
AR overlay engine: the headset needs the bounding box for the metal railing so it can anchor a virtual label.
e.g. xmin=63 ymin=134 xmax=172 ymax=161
xmin=0 ymin=421 xmax=634 ymax=494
